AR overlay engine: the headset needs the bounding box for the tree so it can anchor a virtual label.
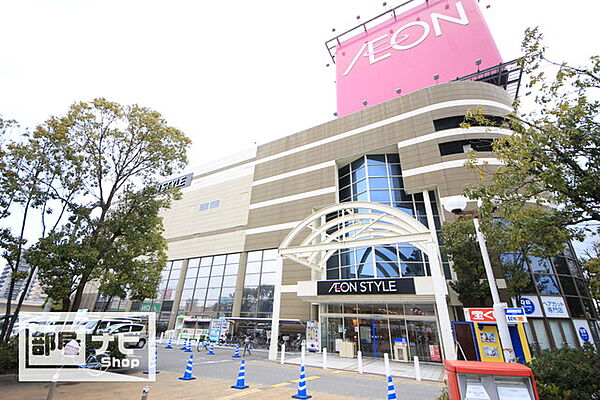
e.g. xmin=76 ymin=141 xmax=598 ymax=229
xmin=582 ymin=242 xmax=600 ymax=302
xmin=440 ymin=216 xmax=490 ymax=307
xmin=479 ymin=207 xmax=570 ymax=306
xmin=464 ymin=27 xmax=599 ymax=230
xmin=29 ymin=98 xmax=190 ymax=312
xmin=0 ymin=117 xmax=78 ymax=343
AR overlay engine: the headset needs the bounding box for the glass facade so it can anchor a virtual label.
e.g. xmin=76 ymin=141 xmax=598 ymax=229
xmin=178 ymin=253 xmax=240 ymax=317
xmin=241 ymin=249 xmax=278 ymax=318
xmin=321 ymin=303 xmax=441 ymax=362
xmin=329 ymin=154 xmax=450 ymax=280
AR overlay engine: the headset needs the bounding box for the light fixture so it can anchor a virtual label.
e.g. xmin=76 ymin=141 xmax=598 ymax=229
xmin=433 ymin=74 xmax=440 ymax=81
xmin=332 ymin=28 xmax=336 ymax=32
xmin=333 ymin=112 xmax=338 ymax=116
xmin=395 ymin=88 xmax=402 ymax=94
xmin=362 ymin=100 xmax=368 ymax=106
xmin=475 ymin=59 xmax=482 ymax=66
xmin=383 ymin=2 xmax=387 ymax=6
xmin=356 ymin=15 xmax=360 ymax=20
xmin=442 ymin=196 xmax=468 ymax=214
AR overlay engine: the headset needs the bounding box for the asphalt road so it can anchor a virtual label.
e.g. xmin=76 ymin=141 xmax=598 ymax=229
xmin=130 ymin=344 xmax=444 ymax=400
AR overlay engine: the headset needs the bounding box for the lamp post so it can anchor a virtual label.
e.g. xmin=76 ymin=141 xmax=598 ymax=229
xmin=442 ymin=196 xmax=515 ymax=362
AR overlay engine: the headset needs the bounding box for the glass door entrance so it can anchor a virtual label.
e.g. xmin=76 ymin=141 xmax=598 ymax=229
xmin=358 ymin=318 xmax=391 ymax=357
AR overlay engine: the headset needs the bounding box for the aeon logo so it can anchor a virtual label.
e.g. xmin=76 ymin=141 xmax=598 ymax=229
xmin=342 ymin=1 xmax=470 ymax=76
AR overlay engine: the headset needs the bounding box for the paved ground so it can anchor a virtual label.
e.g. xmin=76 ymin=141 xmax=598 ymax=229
xmin=1 ymin=344 xmax=445 ymax=399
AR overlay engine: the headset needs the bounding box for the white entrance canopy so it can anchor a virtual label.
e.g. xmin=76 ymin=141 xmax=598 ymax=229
xmin=267 ymin=197 xmax=457 ymax=362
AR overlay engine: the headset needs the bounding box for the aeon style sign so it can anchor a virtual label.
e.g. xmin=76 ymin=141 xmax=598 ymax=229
xmin=317 ymin=278 xmax=415 ymax=295
xmin=335 ymin=0 xmax=503 ymax=116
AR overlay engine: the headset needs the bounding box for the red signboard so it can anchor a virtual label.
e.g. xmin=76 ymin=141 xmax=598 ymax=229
xmin=335 ymin=0 xmax=503 ymax=117
xmin=429 ymin=344 xmax=442 ymax=361
xmin=466 ymin=308 xmax=496 ymax=322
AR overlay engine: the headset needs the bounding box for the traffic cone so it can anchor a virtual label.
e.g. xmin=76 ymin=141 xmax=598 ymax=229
xmin=232 ymin=344 xmax=240 ymax=358
xmin=143 ymin=350 xmax=160 ymax=374
xmin=184 ymin=340 xmax=192 ymax=352
xmin=180 ymin=338 xmax=187 ymax=350
xmin=207 ymin=343 xmax=215 ymax=355
xmin=178 ymin=354 xmax=196 ymax=381
xmin=165 ymin=338 xmax=173 ymax=349
xmin=231 ymin=359 xmax=249 ymax=389
xmin=387 ymin=375 xmax=397 ymax=400
xmin=291 ymin=363 xmax=312 ymax=399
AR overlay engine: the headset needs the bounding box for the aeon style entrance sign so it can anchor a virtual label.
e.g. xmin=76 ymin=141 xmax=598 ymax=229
xmin=317 ymin=278 xmax=416 ymax=295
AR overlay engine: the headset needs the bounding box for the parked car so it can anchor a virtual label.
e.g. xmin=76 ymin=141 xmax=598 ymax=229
xmin=100 ymin=323 xmax=147 ymax=348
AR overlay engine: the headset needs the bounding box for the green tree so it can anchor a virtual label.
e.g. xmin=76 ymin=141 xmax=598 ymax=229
xmin=464 ymin=27 xmax=599 ymax=229
xmin=30 ymin=98 xmax=190 ymax=312
xmin=0 ymin=117 xmax=78 ymax=343
xmin=582 ymin=242 xmax=600 ymax=302
xmin=440 ymin=216 xmax=490 ymax=306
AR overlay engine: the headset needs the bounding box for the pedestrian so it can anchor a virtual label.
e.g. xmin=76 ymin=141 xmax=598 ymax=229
xmin=243 ymin=335 xmax=252 ymax=356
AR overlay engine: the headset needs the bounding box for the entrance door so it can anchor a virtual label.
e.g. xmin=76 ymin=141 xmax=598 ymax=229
xmin=357 ymin=318 xmax=391 ymax=357
xmin=453 ymin=322 xmax=479 ymax=361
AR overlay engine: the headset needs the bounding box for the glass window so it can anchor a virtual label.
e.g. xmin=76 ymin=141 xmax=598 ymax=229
xmin=368 ymin=177 xmax=389 ymax=190
xmin=548 ymin=320 xmax=565 ymax=348
xmin=565 ymin=296 xmax=585 ymax=317
xmin=260 ymin=273 xmax=277 ymax=285
xmin=339 ymin=174 xmax=351 ymax=188
xmin=224 ymin=263 xmax=239 ymax=275
xmin=528 ymin=257 xmax=552 ymax=273
xmin=575 ymin=278 xmax=590 ymax=297
xmin=222 ymin=275 xmax=237 ymax=287
xmin=367 ymin=164 xmax=388 ymax=176
xmin=193 ymin=288 xmax=207 ymax=302
xmin=220 ymin=287 xmax=236 ymax=299
xmin=188 ymin=258 xmax=200 ymax=269
xmin=208 ymin=275 xmax=223 ymax=288
xmin=388 ymin=164 xmax=401 ymax=176
xmin=351 ymin=167 xmax=366 ymax=181
xmin=399 ymin=247 xmax=422 ymax=262
xmin=351 ymin=157 xmax=365 ymax=170
xmin=339 ymin=164 xmax=350 ymax=176
xmin=558 ymin=276 xmax=578 ymax=296
xmin=198 ymin=266 xmax=211 ymax=277
xmin=405 ymin=304 xmax=435 ymax=316
xmin=394 ymin=202 xmax=414 ymax=215
xmin=261 ymin=259 xmax=279 ymax=273
xmin=247 ymin=251 xmax=262 ymax=263
xmin=531 ymin=319 xmax=551 ymax=349
xmin=552 ymin=257 xmax=570 ymax=275
xmin=535 ymin=274 xmax=561 ymax=295
xmin=200 ymin=257 xmax=212 ymax=267
xmin=371 ymin=190 xmax=391 ymax=202
xmin=340 ymin=265 xmax=357 ymax=279
xmin=185 ymin=266 xmax=198 ymax=279
xmin=210 ymin=263 xmax=225 ymax=276
xmin=207 ymin=288 xmax=221 ymax=299
xmin=376 ymin=262 xmax=399 ymax=278
xmin=244 ymin=274 xmax=261 ymax=286
xmin=339 ymin=186 xmax=351 ymax=201
xmin=375 ymin=247 xmax=398 ymax=262
xmin=246 ymin=261 xmax=262 ymax=274
xmin=560 ymin=320 xmax=579 ymax=348
xmin=357 ymin=262 xmax=375 ymax=279
xmin=355 ymin=191 xmax=368 ymax=201
xmin=567 ymin=259 xmax=582 ymax=277
xmin=402 ymin=263 xmax=425 ymax=277
xmin=195 ymin=277 xmax=209 ymax=290
xmin=183 ymin=279 xmax=196 ymax=290
xmin=171 ymin=260 xmax=183 ymax=270
xmin=212 ymin=255 xmax=226 ymax=265
xmin=209 ymin=200 xmax=221 ymax=209
xmin=226 ymin=253 xmax=241 ymax=264
xmin=180 ymin=289 xmax=193 ymax=301
xmin=352 ymin=179 xmax=367 ymax=194
xmin=327 ymin=267 xmax=339 ymax=279
xmin=367 ymin=154 xmax=386 ymax=164
xmin=169 ymin=268 xmax=181 ymax=281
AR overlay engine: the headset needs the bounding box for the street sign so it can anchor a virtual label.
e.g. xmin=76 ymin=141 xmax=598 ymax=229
xmin=504 ymin=307 xmax=527 ymax=323
xmin=466 ymin=308 xmax=496 ymax=322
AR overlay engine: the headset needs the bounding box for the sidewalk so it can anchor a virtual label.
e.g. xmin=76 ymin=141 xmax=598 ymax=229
xmin=0 ymin=371 xmax=361 ymax=400
xmin=284 ymin=352 xmax=445 ymax=382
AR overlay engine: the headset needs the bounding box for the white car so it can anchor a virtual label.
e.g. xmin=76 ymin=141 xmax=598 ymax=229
xmin=100 ymin=323 xmax=148 ymax=349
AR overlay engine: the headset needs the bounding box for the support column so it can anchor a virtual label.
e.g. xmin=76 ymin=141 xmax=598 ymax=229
xmin=423 ymin=190 xmax=456 ymax=360
xmin=268 ymin=256 xmax=284 ymax=361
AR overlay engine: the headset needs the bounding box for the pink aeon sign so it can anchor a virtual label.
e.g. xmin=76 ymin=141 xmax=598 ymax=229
xmin=335 ymin=0 xmax=503 ymax=117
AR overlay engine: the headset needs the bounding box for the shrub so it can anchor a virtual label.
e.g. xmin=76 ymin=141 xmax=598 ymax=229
xmin=0 ymin=337 xmax=19 ymax=374
xmin=528 ymin=343 xmax=600 ymax=400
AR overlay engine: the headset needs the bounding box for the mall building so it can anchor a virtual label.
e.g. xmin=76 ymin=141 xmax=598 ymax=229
xmin=84 ymin=0 xmax=599 ymax=362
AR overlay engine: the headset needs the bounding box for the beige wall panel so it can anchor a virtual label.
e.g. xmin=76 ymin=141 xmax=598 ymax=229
xmin=280 ymin=293 xmax=310 ymax=320
xmin=161 ymin=175 xmax=252 ymax=240
xmin=166 ymin=231 xmax=246 ymax=260
xmin=250 ymin=167 xmax=336 ymax=204
xmin=246 ymin=194 xmax=336 ymax=230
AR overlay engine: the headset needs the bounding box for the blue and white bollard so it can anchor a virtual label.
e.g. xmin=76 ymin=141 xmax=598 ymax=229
xmin=291 ymin=363 xmax=312 ymax=399
xmin=143 ymin=350 xmax=160 ymax=374
xmin=207 ymin=343 xmax=215 ymax=355
xmin=231 ymin=359 xmax=249 ymax=389
xmin=178 ymin=354 xmax=196 ymax=381
xmin=165 ymin=338 xmax=173 ymax=349
xmin=387 ymin=375 xmax=397 ymax=400
xmin=232 ymin=344 xmax=240 ymax=358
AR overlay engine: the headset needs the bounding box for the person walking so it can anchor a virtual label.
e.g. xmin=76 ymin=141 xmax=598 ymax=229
xmin=243 ymin=335 xmax=252 ymax=356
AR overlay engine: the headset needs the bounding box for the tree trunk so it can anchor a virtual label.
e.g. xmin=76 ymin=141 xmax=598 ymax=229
xmin=70 ymin=275 xmax=89 ymax=312
xmin=61 ymin=298 xmax=71 ymax=312
xmin=0 ymin=274 xmax=17 ymax=343
xmin=4 ymin=265 xmax=38 ymax=343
